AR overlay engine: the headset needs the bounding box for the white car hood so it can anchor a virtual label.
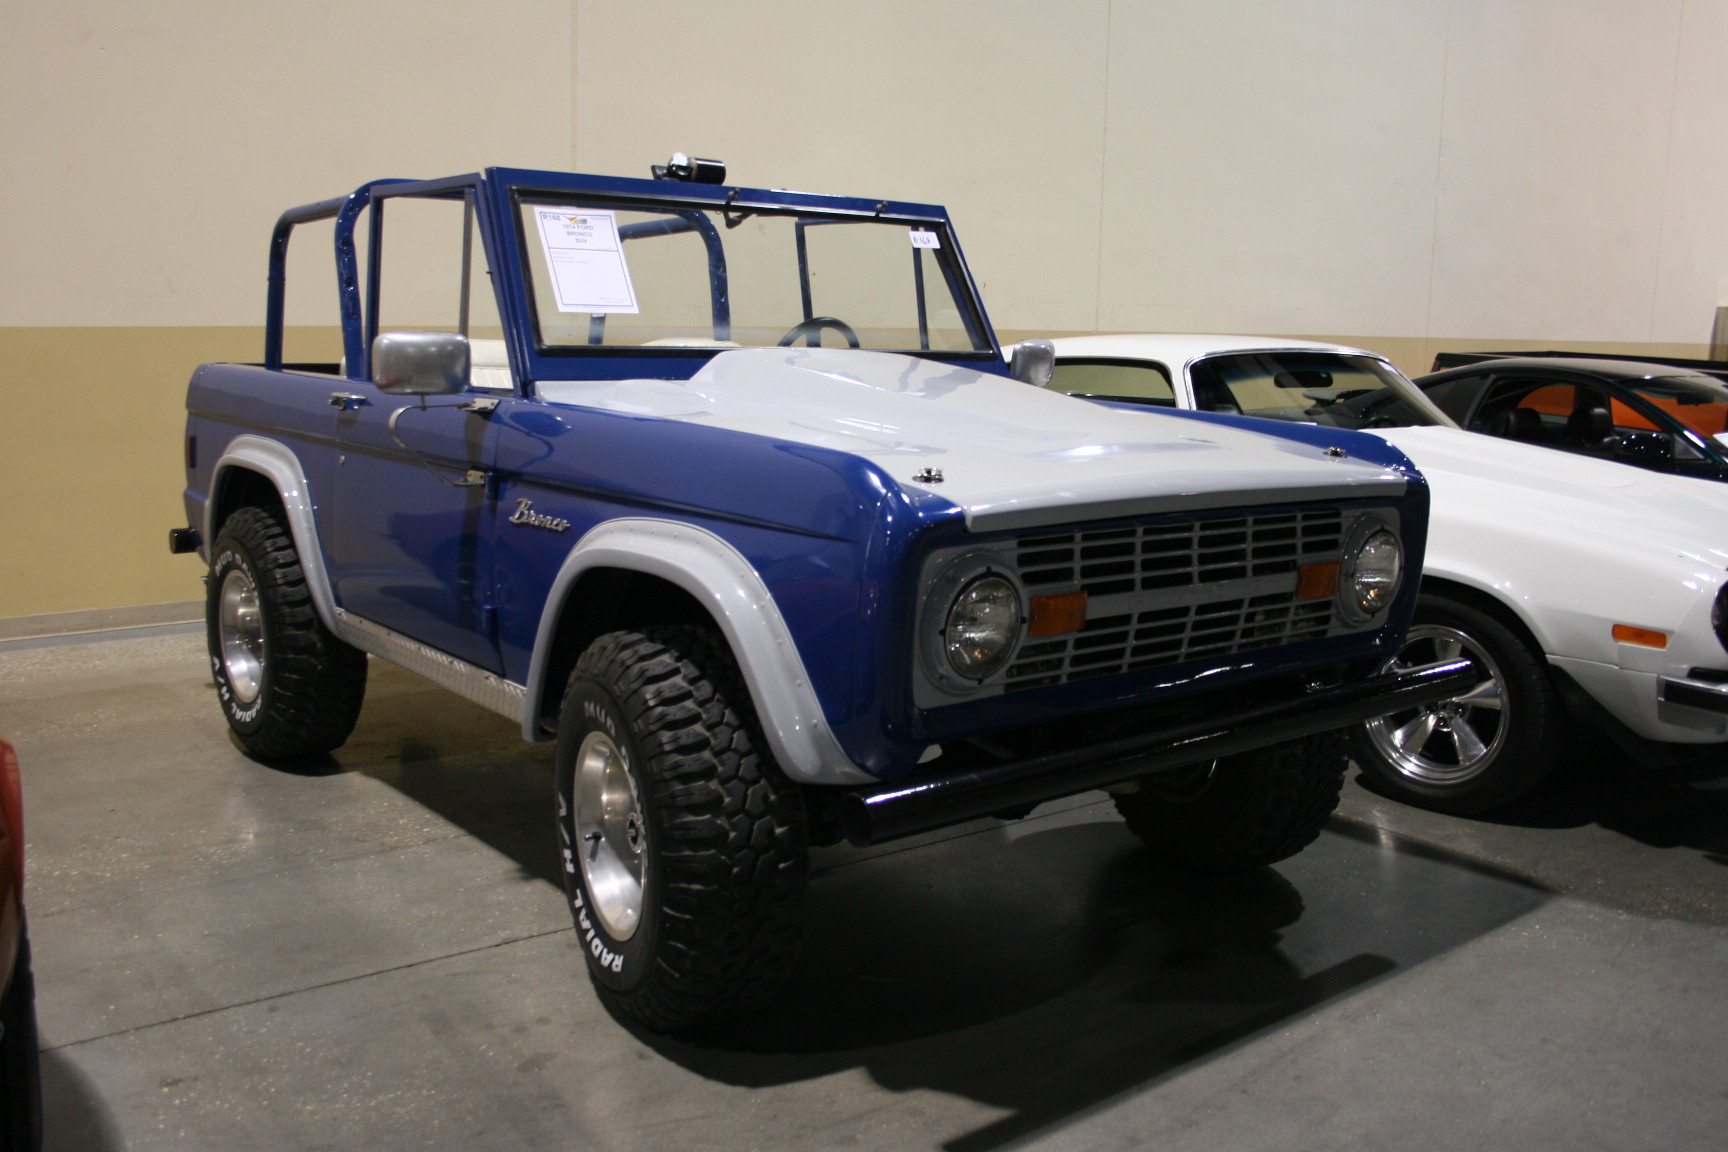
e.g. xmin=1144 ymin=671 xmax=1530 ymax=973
xmin=539 ymin=347 xmax=1409 ymax=531
xmin=1377 ymin=426 xmax=1728 ymax=569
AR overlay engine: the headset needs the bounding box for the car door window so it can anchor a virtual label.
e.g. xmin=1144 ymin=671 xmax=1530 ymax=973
xmin=1418 ymin=374 xmax=1488 ymax=424
xmin=374 ymin=192 xmax=508 ymax=389
xmin=1473 ymin=377 xmax=1653 ymax=463
xmin=1048 ymin=359 xmax=1176 ymax=406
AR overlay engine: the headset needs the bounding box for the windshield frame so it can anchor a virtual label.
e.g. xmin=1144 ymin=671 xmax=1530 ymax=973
xmin=480 ymin=168 xmax=1002 ymax=383
xmin=1185 ymin=349 xmax=1458 ymax=431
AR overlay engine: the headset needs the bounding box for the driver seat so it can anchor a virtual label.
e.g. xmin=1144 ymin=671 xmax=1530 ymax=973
xmin=1488 ymin=406 xmax=1544 ymax=442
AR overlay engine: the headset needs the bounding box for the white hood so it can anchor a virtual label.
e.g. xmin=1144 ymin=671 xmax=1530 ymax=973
xmin=539 ymin=348 xmax=1410 ymax=531
xmin=1377 ymin=426 xmax=1728 ymax=570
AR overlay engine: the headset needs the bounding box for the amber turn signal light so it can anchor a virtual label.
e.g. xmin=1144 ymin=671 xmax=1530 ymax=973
xmin=1296 ymin=561 xmax=1341 ymax=600
xmin=1612 ymin=624 xmax=1669 ymax=649
xmin=1029 ymin=591 xmax=1089 ymax=637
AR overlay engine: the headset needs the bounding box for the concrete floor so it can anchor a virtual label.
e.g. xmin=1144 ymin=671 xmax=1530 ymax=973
xmin=1 ymin=629 xmax=1725 ymax=1151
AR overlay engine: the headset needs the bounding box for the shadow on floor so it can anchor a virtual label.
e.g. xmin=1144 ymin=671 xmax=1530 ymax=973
xmin=1480 ymin=739 xmax=1728 ymax=859
xmin=338 ymin=670 xmax=1552 ymax=1152
xmin=1349 ymin=728 xmax=1728 ymax=875
xmin=637 ymin=816 xmax=1546 ymax=1152
xmin=41 ymin=1049 xmax=122 ymax=1152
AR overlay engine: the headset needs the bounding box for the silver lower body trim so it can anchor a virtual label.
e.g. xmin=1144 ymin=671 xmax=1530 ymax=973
xmin=1657 ymin=675 xmax=1728 ymax=735
xmin=334 ymin=609 xmax=527 ymax=725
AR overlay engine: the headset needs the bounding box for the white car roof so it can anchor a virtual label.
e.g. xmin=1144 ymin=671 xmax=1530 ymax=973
xmin=1047 ymin=333 xmax=1382 ymax=368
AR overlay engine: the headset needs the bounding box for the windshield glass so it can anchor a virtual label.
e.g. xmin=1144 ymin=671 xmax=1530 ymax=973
xmin=1189 ymin=351 xmax=1451 ymax=430
xmin=1618 ymin=374 xmax=1728 ymax=445
xmin=515 ymin=199 xmax=989 ymax=355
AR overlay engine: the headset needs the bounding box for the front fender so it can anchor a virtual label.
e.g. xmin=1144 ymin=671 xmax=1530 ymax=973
xmin=1422 ymin=498 xmax=1726 ymax=671
xmin=525 ymin=518 xmax=876 ymax=786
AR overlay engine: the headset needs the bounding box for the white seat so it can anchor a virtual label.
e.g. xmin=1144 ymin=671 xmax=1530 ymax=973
xmin=468 ymin=338 xmax=513 ymax=390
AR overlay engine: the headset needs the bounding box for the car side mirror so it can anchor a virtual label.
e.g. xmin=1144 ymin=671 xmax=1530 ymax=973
xmin=1007 ymin=339 xmax=1055 ymax=388
xmin=371 ymin=331 xmax=470 ymax=395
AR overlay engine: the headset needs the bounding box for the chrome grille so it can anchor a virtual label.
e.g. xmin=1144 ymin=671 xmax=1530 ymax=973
xmin=1004 ymin=507 xmax=1347 ymax=691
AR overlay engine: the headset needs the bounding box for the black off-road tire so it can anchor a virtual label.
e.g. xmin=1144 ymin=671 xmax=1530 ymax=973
xmin=1113 ymin=730 xmax=1349 ymax=872
xmin=0 ymin=924 xmax=42 ymax=1152
xmin=1349 ymin=594 xmax=1562 ymax=814
xmin=206 ymin=506 xmax=367 ymax=760
xmin=555 ymin=627 xmax=808 ymax=1032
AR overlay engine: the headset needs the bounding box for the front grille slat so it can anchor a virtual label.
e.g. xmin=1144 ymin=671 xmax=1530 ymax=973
xmin=1001 ymin=505 xmax=1351 ymax=692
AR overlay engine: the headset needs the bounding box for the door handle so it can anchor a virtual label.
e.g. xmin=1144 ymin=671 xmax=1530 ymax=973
xmin=328 ymin=392 xmax=370 ymax=412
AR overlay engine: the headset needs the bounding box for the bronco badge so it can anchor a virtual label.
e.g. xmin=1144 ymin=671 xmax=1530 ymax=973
xmin=507 ymin=498 xmax=570 ymax=533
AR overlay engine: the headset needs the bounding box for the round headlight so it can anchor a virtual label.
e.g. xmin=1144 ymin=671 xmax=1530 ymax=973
xmin=1349 ymin=529 xmax=1402 ymax=614
xmin=944 ymin=574 xmax=1022 ymax=679
xmin=1713 ymin=584 xmax=1728 ymax=655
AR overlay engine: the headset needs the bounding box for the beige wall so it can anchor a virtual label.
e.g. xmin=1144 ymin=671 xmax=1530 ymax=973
xmin=5 ymin=0 xmax=1728 ymax=618
xmin=0 ymin=328 xmax=258 ymax=616
xmin=0 ymin=1 xmax=572 ymax=617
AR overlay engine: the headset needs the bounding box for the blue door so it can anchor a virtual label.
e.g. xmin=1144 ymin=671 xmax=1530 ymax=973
xmin=322 ymin=187 xmax=511 ymax=673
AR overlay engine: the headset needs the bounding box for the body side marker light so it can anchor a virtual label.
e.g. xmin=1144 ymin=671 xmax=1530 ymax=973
xmin=1029 ymin=591 xmax=1089 ymax=637
xmin=1297 ymin=561 xmax=1341 ymax=600
xmin=1612 ymin=624 xmax=1669 ymax=649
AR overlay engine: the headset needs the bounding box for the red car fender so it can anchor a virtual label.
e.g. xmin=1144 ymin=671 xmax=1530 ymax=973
xmin=0 ymin=739 xmax=23 ymax=991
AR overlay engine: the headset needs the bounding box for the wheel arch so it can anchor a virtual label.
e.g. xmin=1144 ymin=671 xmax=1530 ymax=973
xmin=525 ymin=519 xmax=874 ymax=785
xmin=206 ymin=436 xmax=340 ymax=635
xmin=531 ymin=566 xmax=713 ymax=733
xmin=1417 ymin=574 xmax=1552 ymax=667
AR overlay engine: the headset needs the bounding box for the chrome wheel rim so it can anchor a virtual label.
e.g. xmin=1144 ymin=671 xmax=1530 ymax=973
xmin=1364 ymin=623 xmax=1507 ymax=785
xmin=573 ymin=730 xmax=646 ymax=940
xmin=217 ymin=568 xmax=265 ymax=705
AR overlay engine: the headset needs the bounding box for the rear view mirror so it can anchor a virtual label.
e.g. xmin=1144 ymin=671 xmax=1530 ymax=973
xmin=1008 ymin=339 xmax=1055 ymax=388
xmin=371 ymin=331 xmax=470 ymax=395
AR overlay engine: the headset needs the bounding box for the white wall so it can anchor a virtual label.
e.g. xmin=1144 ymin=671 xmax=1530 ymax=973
xmin=6 ymin=0 xmax=1722 ymax=339
xmin=572 ymin=0 xmax=1117 ymax=333
xmin=0 ymin=0 xmax=574 ymax=327
xmin=575 ymin=0 xmax=1728 ymax=347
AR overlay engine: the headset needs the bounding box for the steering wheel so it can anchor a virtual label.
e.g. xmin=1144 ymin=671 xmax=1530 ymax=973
xmin=777 ymin=316 xmax=860 ymax=349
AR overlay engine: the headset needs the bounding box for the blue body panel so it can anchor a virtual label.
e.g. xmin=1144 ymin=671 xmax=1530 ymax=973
xmin=185 ymin=363 xmax=341 ymax=561
xmin=327 ymin=385 xmax=504 ymax=672
xmin=486 ymin=399 xmax=920 ymax=737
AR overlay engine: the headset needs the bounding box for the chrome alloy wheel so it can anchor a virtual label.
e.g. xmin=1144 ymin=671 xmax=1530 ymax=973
xmin=574 ymin=730 xmax=647 ymax=940
xmin=217 ymin=568 xmax=265 ymax=705
xmin=1364 ymin=623 xmax=1506 ymax=785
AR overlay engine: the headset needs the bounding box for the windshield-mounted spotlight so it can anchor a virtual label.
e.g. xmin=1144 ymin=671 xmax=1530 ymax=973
xmin=651 ymin=152 xmax=726 ymax=184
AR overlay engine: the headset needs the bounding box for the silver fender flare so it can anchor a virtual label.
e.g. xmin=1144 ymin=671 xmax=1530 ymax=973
xmin=526 ymin=518 xmax=875 ymax=786
xmin=208 ymin=435 xmax=531 ymax=724
xmin=208 ymin=435 xmax=341 ymax=635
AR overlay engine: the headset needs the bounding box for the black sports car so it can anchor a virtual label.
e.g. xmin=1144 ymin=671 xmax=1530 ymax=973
xmin=1416 ymin=352 xmax=1728 ymax=484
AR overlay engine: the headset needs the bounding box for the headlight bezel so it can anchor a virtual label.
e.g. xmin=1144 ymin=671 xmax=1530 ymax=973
xmin=942 ymin=573 xmax=1024 ymax=680
xmin=1338 ymin=515 xmax=1404 ymax=623
xmin=919 ymin=552 xmax=1027 ymax=693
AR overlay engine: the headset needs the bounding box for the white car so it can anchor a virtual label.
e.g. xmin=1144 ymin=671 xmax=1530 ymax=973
xmin=1047 ymin=334 xmax=1728 ymax=812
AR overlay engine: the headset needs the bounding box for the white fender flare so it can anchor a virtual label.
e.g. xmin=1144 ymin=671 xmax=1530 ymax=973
xmin=208 ymin=435 xmax=341 ymax=635
xmin=526 ymin=518 xmax=875 ymax=785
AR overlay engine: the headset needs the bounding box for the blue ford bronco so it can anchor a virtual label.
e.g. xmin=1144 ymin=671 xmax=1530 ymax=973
xmin=172 ymin=155 xmax=1469 ymax=1031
